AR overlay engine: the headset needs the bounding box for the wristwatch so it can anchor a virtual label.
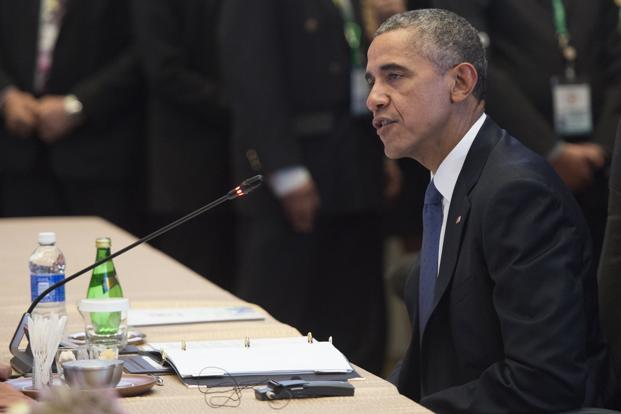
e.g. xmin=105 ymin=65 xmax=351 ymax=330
xmin=63 ymin=94 xmax=83 ymax=118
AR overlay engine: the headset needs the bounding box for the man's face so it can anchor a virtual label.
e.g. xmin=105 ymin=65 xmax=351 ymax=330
xmin=366 ymin=29 xmax=453 ymax=163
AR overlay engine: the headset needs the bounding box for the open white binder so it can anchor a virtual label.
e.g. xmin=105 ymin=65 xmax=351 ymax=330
xmin=146 ymin=336 xmax=353 ymax=378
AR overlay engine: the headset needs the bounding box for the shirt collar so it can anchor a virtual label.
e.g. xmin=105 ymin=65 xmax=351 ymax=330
xmin=432 ymin=113 xmax=487 ymax=203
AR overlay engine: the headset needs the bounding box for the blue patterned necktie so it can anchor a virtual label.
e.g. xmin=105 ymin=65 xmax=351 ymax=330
xmin=419 ymin=179 xmax=443 ymax=333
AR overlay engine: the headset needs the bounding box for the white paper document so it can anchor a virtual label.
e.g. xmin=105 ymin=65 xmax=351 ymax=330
xmin=127 ymin=306 xmax=264 ymax=327
xmin=147 ymin=337 xmax=353 ymax=378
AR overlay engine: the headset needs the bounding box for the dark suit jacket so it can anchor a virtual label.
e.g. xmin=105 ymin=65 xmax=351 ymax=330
xmin=218 ymin=0 xmax=384 ymax=216
xmin=0 ymin=0 xmax=143 ymax=181
xmin=433 ymin=0 xmax=621 ymax=156
xmin=599 ymin=121 xmax=621 ymax=381
xmin=132 ymin=0 xmax=231 ymax=213
xmin=394 ymin=118 xmax=609 ymax=413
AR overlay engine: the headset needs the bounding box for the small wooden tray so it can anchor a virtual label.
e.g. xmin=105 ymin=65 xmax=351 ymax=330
xmin=8 ymin=374 xmax=156 ymax=398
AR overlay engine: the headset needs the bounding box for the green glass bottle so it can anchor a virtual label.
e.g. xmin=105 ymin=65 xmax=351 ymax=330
xmin=86 ymin=237 xmax=123 ymax=335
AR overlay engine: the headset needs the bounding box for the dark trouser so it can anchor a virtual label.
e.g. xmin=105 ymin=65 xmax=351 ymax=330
xmin=575 ymin=171 xmax=609 ymax=269
xmin=236 ymin=212 xmax=386 ymax=374
xmin=147 ymin=209 xmax=237 ymax=292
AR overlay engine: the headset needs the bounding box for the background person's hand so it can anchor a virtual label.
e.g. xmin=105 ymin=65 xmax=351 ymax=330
xmin=551 ymin=142 xmax=606 ymax=192
xmin=2 ymin=88 xmax=38 ymax=138
xmin=37 ymin=95 xmax=80 ymax=143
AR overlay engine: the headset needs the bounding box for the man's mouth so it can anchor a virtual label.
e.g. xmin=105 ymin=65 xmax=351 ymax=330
xmin=373 ymin=118 xmax=397 ymax=132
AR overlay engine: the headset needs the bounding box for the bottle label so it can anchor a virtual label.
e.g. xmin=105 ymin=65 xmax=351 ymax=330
xmin=31 ymin=274 xmax=65 ymax=303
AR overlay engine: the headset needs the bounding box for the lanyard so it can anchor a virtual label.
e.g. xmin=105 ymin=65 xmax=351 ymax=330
xmin=551 ymin=0 xmax=577 ymax=79
xmin=332 ymin=0 xmax=364 ymax=66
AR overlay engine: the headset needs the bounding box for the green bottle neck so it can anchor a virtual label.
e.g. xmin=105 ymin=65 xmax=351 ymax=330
xmin=93 ymin=247 xmax=116 ymax=275
xmin=96 ymin=247 xmax=111 ymax=261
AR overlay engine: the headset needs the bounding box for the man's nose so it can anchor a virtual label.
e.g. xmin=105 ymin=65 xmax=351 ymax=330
xmin=367 ymin=84 xmax=388 ymax=113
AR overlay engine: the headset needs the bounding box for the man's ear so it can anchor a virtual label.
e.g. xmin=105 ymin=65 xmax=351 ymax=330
xmin=449 ymin=63 xmax=478 ymax=103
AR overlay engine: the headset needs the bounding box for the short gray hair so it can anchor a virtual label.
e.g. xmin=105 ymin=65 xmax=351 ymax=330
xmin=376 ymin=9 xmax=487 ymax=100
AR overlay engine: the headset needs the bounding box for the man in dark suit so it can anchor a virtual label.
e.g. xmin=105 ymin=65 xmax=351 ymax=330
xmin=219 ymin=0 xmax=387 ymax=373
xmin=433 ymin=0 xmax=621 ymax=266
xmin=366 ymin=9 xmax=609 ymax=412
xmin=599 ymin=122 xmax=621 ymax=391
xmin=0 ymin=0 xmax=143 ymax=232
xmin=132 ymin=0 xmax=235 ymax=289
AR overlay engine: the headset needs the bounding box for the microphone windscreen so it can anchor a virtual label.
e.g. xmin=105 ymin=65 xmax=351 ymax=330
xmin=240 ymin=175 xmax=263 ymax=194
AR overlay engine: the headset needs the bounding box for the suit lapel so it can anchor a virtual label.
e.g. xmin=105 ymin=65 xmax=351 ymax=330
xmin=54 ymin=0 xmax=79 ymax=50
xmin=433 ymin=194 xmax=470 ymax=310
xmin=49 ymin=0 xmax=90 ymax=88
xmin=422 ymin=118 xmax=503 ymax=338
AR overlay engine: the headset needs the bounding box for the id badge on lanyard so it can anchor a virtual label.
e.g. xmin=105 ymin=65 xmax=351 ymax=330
xmin=334 ymin=0 xmax=369 ymax=116
xmin=549 ymin=0 xmax=592 ymax=136
xmin=551 ymin=77 xmax=593 ymax=136
xmin=351 ymin=66 xmax=369 ymax=116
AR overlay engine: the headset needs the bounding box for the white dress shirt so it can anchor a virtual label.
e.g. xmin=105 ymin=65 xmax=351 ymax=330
xmin=431 ymin=113 xmax=487 ymax=272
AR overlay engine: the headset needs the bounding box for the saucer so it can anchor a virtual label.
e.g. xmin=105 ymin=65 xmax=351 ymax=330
xmin=8 ymin=374 xmax=156 ymax=398
xmin=66 ymin=331 xmax=146 ymax=346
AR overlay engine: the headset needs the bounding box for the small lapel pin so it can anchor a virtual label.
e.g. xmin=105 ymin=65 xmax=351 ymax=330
xmin=455 ymin=215 xmax=461 ymax=224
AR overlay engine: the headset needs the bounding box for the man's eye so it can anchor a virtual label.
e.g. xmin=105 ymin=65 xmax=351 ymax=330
xmin=387 ymin=73 xmax=402 ymax=81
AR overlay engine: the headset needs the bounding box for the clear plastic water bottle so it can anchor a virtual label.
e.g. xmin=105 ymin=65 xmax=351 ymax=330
xmin=29 ymin=232 xmax=66 ymax=317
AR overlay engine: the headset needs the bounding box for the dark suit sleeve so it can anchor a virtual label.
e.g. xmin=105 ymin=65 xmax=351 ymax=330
xmin=71 ymin=49 xmax=142 ymax=127
xmin=0 ymin=68 xmax=14 ymax=92
xmin=131 ymin=0 xmax=223 ymax=119
xmin=598 ymin=123 xmax=621 ymax=377
xmin=0 ymin=25 xmax=15 ymax=92
xmin=218 ymin=0 xmax=303 ymax=174
xmin=433 ymin=0 xmax=560 ymax=156
xmin=56 ymin=2 xmax=143 ymax=128
xmin=599 ymin=186 xmax=621 ymax=377
xmin=424 ymin=179 xmax=593 ymax=413
xmin=0 ymin=68 xmax=16 ymax=121
xmin=0 ymin=32 xmax=16 ymax=108
xmin=591 ymin=1 xmax=621 ymax=155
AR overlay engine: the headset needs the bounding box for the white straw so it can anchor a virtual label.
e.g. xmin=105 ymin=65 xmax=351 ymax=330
xmin=28 ymin=313 xmax=67 ymax=389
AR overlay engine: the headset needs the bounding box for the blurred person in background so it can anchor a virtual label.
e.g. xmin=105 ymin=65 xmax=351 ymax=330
xmin=132 ymin=0 xmax=236 ymax=289
xmin=219 ymin=0 xmax=393 ymax=374
xmin=0 ymin=0 xmax=144 ymax=233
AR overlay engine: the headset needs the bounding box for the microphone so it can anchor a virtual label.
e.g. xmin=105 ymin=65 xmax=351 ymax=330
xmin=9 ymin=175 xmax=263 ymax=373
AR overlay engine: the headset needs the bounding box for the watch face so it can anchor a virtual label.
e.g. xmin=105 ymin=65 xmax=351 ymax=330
xmin=64 ymin=95 xmax=83 ymax=115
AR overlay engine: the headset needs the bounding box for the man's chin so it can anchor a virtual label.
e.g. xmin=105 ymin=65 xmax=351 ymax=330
xmin=382 ymin=146 xmax=402 ymax=160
